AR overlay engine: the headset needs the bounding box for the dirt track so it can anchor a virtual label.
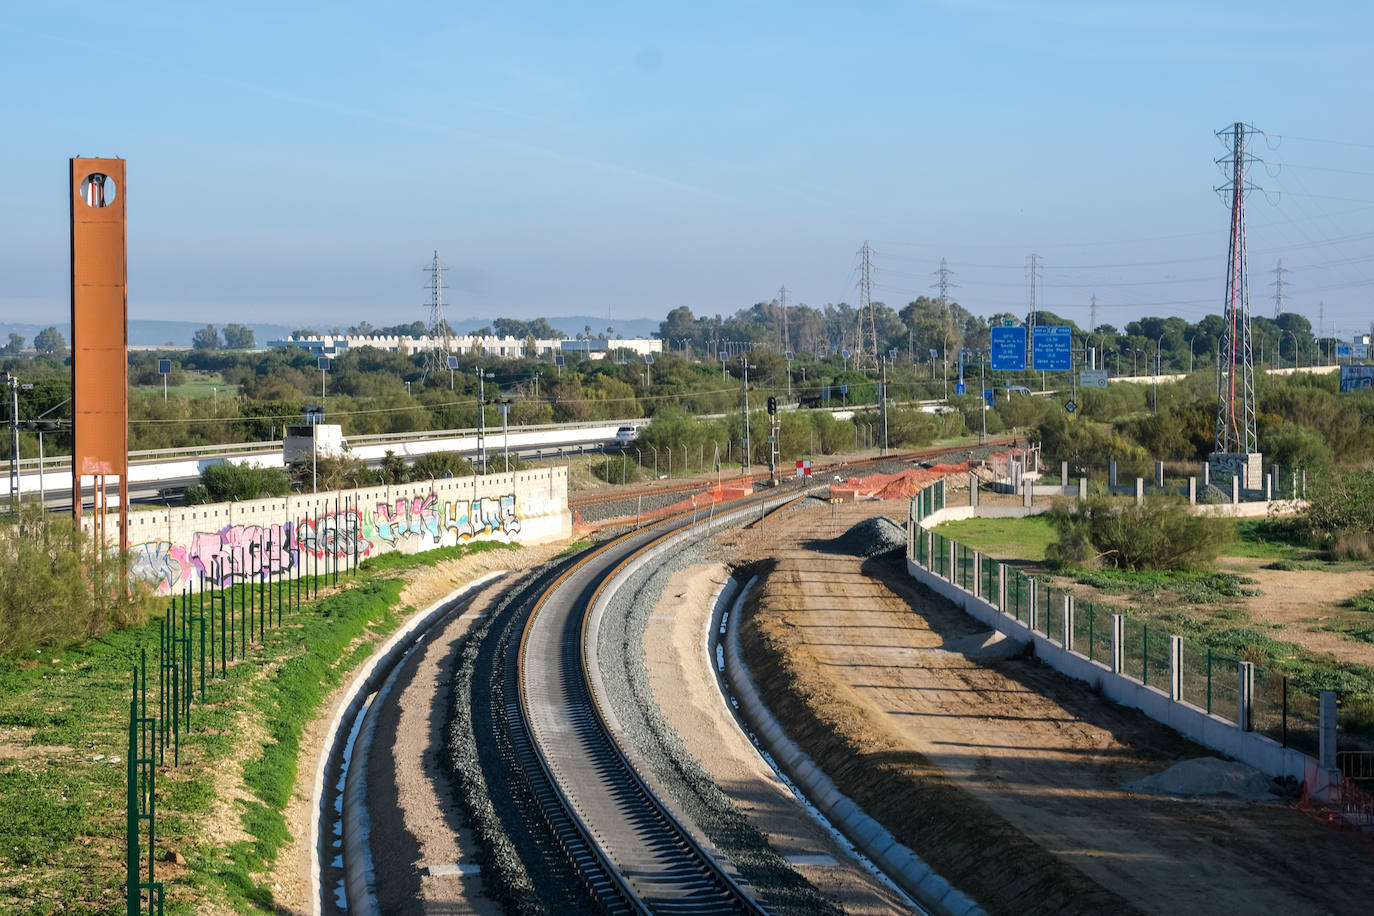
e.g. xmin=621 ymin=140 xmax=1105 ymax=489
xmin=731 ymin=498 xmax=1374 ymax=915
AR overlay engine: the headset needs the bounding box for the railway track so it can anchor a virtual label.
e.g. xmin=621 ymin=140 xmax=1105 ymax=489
xmin=513 ymin=492 xmax=791 ymax=914
xmin=325 ymin=487 xmax=807 ymax=914
xmin=569 ymin=436 xmax=1017 ymax=512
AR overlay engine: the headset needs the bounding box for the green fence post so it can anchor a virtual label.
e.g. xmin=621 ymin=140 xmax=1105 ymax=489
xmin=1206 ymin=648 xmax=1213 ymax=714
xmin=127 ymin=669 xmax=139 ymax=916
xmin=1142 ymin=624 xmax=1149 ymax=686
xmin=1088 ymin=605 xmax=1095 ymax=663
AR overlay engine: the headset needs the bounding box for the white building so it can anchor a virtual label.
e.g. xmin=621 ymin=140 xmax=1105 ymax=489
xmin=268 ymin=334 xmax=662 ymax=361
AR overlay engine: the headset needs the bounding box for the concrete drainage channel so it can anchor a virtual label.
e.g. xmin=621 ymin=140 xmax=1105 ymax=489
xmin=311 ymin=570 xmax=506 ymax=916
xmin=713 ymin=574 xmax=985 ymax=916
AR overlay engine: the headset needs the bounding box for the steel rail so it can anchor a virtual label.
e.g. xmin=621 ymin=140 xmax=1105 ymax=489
xmin=515 ymin=491 xmax=778 ymax=914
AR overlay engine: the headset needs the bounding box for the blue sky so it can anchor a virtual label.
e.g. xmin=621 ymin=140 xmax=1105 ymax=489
xmin=3 ymin=1 xmax=1374 ymax=339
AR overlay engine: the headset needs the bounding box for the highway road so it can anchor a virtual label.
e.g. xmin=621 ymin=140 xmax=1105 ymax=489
xmin=14 ymin=429 xmax=627 ymax=514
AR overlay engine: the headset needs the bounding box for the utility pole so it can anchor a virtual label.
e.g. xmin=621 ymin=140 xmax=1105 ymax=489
xmin=779 ymin=284 xmax=789 ymax=354
xmin=740 ymin=356 xmax=754 ymax=471
xmin=423 ymin=250 xmax=451 ymax=380
xmin=933 ymin=257 xmax=957 ymax=381
xmin=4 ymin=373 xmax=18 ymax=512
xmin=880 ymin=357 xmax=889 ymax=456
xmin=1027 ymin=253 xmax=1041 ymax=367
xmin=855 ymin=242 xmax=876 ymax=365
xmin=1271 ymin=258 xmax=1288 ymax=318
xmin=1212 ymin=121 xmax=1260 ymax=462
xmin=476 ymin=366 xmax=489 ymax=472
xmin=1089 ymin=294 xmax=1098 ymax=334
xmin=1318 ymin=301 xmax=1325 ymax=365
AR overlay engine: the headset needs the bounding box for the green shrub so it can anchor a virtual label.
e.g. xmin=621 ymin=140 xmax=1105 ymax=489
xmin=410 ymin=450 xmax=475 ymax=481
xmin=0 ymin=507 xmax=158 ymax=657
xmin=1046 ymin=493 xmax=1232 ymax=571
xmin=192 ymin=461 xmax=292 ymax=503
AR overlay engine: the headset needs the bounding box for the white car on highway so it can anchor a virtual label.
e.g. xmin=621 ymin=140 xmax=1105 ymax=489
xmin=614 ymin=425 xmax=638 ymax=447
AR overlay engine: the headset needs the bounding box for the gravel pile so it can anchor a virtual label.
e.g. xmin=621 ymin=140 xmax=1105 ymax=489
xmin=826 ymin=516 xmax=909 ymax=558
xmin=1126 ymin=757 xmax=1275 ymax=800
xmin=597 ymin=536 xmax=846 ymax=916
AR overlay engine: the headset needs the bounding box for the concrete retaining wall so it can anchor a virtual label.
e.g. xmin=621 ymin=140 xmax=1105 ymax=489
xmin=911 ymin=503 xmax=1312 ymax=781
xmin=95 ymin=468 xmax=570 ymax=594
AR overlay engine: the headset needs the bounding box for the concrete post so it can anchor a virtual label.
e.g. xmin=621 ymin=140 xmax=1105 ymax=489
xmin=1023 ymin=479 xmax=1033 ymax=508
xmin=1237 ymin=661 xmax=1255 ymax=731
xmin=1078 ymin=477 xmax=1087 ymax=501
xmin=970 ymin=477 xmax=979 ymax=507
xmin=1302 ymin=468 xmax=1307 ymax=498
xmin=997 ymin=564 xmax=1007 ymax=613
xmin=1061 ymin=594 xmax=1073 ymax=652
xmin=1109 ymin=460 xmax=1117 ymax=488
xmin=1155 ymin=460 xmax=1164 ymax=488
xmin=1110 ymin=614 xmax=1124 ymax=674
xmin=1027 ymin=579 xmax=1038 ymax=632
xmin=1264 ymin=475 xmax=1272 ymax=501
xmin=1061 ymin=460 xmax=1068 ymax=487
xmin=1135 ymin=478 xmax=1144 ymax=506
xmin=926 ymin=530 xmax=934 ymax=570
xmin=1202 ymin=462 xmax=1210 ymax=488
xmin=1232 ymin=475 xmax=1240 ymax=505
xmin=940 ymin=477 xmax=947 ymax=509
xmin=1188 ymin=477 xmax=1196 ymax=505
xmin=971 ymin=550 xmax=982 ymax=600
xmin=1033 ymin=447 xmax=1039 ymax=473
xmin=1291 ymin=468 xmax=1297 ymax=500
xmin=948 ymin=541 xmax=957 ymax=584
xmin=1320 ymin=690 xmax=1338 ymax=770
xmin=1168 ymin=635 xmax=1183 ymax=701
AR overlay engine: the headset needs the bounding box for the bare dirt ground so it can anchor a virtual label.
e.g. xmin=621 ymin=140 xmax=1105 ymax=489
xmin=1227 ymin=559 xmax=1374 ymax=667
xmin=643 ymin=561 xmax=915 ymax=915
xmin=731 ymin=498 xmax=1374 ymax=916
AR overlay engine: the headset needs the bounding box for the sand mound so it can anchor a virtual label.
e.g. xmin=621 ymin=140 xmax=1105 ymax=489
xmin=1127 ymin=757 xmax=1274 ymax=800
xmin=941 ymin=630 xmax=1030 ymax=659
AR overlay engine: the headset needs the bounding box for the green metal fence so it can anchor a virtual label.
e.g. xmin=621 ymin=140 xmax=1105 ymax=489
xmin=908 ymin=479 xmax=1323 ymax=757
xmin=126 ymin=504 xmax=359 ymax=916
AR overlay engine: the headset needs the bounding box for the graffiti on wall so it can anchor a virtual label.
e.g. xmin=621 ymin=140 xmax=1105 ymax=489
xmin=127 ymin=491 xmax=527 ymax=595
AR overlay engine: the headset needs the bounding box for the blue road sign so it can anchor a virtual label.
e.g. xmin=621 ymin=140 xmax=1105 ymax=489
xmin=840 ymin=384 xmax=848 ymax=396
xmin=555 ymin=355 xmax=565 ymax=367
xmin=929 ymin=348 xmax=939 ymax=360
xmin=158 ymin=359 xmax=171 ymax=374
xmin=1032 ymin=326 xmax=1072 ymax=371
xmin=447 ymin=355 xmax=459 ymax=369
xmin=841 ymin=348 xmax=851 ymax=360
xmin=1336 ymin=343 xmax=1352 ymax=359
xmin=984 ymin=388 xmax=995 ymax=407
xmin=989 ymin=326 xmax=1027 ymax=371
xmin=955 ymin=382 xmax=966 ymax=396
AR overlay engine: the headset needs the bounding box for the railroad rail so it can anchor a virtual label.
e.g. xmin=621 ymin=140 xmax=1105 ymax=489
xmin=514 ymin=490 xmax=790 ymax=914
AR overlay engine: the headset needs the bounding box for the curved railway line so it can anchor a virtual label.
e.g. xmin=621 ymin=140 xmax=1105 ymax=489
xmin=323 ymin=485 xmax=810 ymax=914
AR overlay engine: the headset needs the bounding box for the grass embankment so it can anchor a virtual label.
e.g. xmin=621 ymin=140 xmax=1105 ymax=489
xmin=0 ymin=540 xmax=511 ymax=914
xmin=932 ymin=515 xmax=1374 ymax=734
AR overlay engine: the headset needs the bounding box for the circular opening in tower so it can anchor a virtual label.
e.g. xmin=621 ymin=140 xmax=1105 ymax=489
xmin=79 ymin=173 xmax=117 ymax=208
